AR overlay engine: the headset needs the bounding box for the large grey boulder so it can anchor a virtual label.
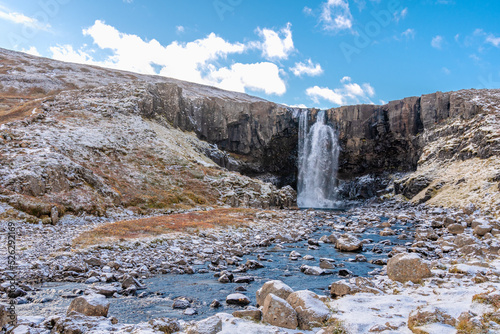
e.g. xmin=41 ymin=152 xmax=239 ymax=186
xmin=387 ymin=253 xmax=432 ymax=283
xmin=186 ymin=315 xmax=222 ymax=334
xmin=335 ymin=234 xmax=363 ymax=252
xmin=67 ymin=294 xmax=110 ymax=317
xmin=262 ymin=294 xmax=298 ymax=329
xmin=286 ymin=290 xmax=331 ymax=330
xmin=256 ymin=280 xmax=294 ymax=307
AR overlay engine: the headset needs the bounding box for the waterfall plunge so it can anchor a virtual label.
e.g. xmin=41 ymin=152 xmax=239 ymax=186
xmin=297 ymin=110 xmax=341 ymax=209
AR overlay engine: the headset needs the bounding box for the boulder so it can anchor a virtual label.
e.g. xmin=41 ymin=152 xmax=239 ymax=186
xmin=233 ymin=306 xmax=262 ymax=321
xmin=447 ymin=224 xmax=465 ymax=235
xmin=387 ymin=253 xmax=432 ymax=283
xmin=226 ymin=293 xmax=250 ymax=306
xmin=286 ymin=290 xmax=331 ymax=330
xmin=172 ymin=298 xmax=191 ymax=309
xmin=262 ymin=294 xmax=298 ymax=329
xmin=67 ymin=294 xmax=110 ymax=317
xmin=300 ymin=265 xmax=326 ymax=276
xmin=474 ymin=224 xmax=492 ymax=237
xmin=92 ymin=285 xmax=118 ymax=298
xmin=330 ymin=281 xmax=353 ymax=298
xmin=256 ymin=280 xmax=294 ymax=307
xmin=122 ymin=275 xmax=144 ymax=290
xmin=335 ymin=234 xmax=363 ymax=252
xmin=187 ymin=315 xmax=222 ymax=334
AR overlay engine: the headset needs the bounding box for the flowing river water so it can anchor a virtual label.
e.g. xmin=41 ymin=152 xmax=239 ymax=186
xmin=18 ymin=210 xmax=414 ymax=324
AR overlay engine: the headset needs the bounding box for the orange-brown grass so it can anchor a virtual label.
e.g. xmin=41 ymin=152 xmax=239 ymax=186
xmin=0 ymin=98 xmax=41 ymax=124
xmin=73 ymin=208 xmax=259 ymax=247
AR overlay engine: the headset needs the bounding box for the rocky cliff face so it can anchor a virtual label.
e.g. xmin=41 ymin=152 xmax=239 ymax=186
xmin=0 ymin=48 xmax=498 ymax=218
xmin=138 ymin=83 xmax=299 ymax=186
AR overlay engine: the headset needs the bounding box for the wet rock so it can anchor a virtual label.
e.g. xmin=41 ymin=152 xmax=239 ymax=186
xmin=233 ymin=276 xmax=254 ymax=284
xmin=172 ymin=298 xmax=191 ymax=309
xmin=319 ymin=258 xmax=335 ymax=269
xmin=300 ymin=265 xmax=326 ymax=276
xmin=286 ymin=290 xmax=331 ymax=330
xmin=187 ymin=315 xmax=221 ymax=334
xmin=233 ymin=306 xmax=262 ymax=321
xmin=148 ymin=318 xmax=182 ymax=334
xmin=184 ymin=308 xmax=197 ymax=316
xmin=209 ymin=299 xmax=221 ymax=308
xmin=218 ymin=274 xmax=231 ymax=283
xmin=122 ymin=275 xmax=144 ymax=290
xmin=303 ymin=255 xmax=315 ymax=261
xmin=226 ymin=293 xmax=250 ymax=306
xmin=67 ymin=293 xmax=110 ymax=317
xmin=355 ymin=254 xmax=367 ymax=262
xmin=338 ymin=269 xmax=353 ymax=277
xmin=387 ymin=253 xmax=432 ymax=283
xmin=256 ymin=280 xmax=294 ymax=307
xmin=92 ymin=285 xmax=118 ymax=298
xmin=380 ymin=228 xmax=395 ymax=236
xmin=262 ymin=294 xmax=298 ymax=329
xmin=335 ymin=234 xmax=363 ymax=252
xmin=244 ymin=260 xmax=264 ymax=270
xmin=407 ymin=306 xmax=456 ymax=333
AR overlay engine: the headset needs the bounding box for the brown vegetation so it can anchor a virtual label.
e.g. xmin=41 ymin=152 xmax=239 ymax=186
xmin=73 ymin=208 xmax=260 ymax=247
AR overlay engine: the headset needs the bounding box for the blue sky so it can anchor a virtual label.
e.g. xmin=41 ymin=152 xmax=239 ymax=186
xmin=0 ymin=0 xmax=499 ymax=108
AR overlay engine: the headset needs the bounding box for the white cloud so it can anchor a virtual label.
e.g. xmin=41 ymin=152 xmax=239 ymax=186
xmin=320 ymin=0 xmax=353 ymax=32
xmin=290 ymin=59 xmax=323 ymax=77
xmin=208 ymin=62 xmax=286 ymax=95
xmin=0 ymin=7 xmax=51 ymax=31
xmin=306 ymin=77 xmax=375 ymax=106
xmin=394 ymin=8 xmax=408 ymax=22
xmin=50 ymin=44 xmax=97 ymax=64
xmin=442 ymin=67 xmax=451 ymax=75
xmin=431 ymin=35 xmax=444 ymax=49
xmin=486 ymin=34 xmax=500 ymax=47
xmin=256 ymin=23 xmax=294 ymax=60
xmin=400 ymin=28 xmax=416 ymax=40
xmin=50 ymin=20 xmax=287 ymax=96
xmin=303 ymin=7 xmax=314 ymax=16
xmin=176 ymin=25 xmax=185 ymax=34
xmin=22 ymin=46 xmax=40 ymax=56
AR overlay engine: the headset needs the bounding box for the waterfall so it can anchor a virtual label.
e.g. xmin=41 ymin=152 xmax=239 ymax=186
xmin=297 ymin=110 xmax=340 ymax=208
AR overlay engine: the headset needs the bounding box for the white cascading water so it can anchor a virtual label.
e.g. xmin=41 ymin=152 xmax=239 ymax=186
xmin=297 ymin=110 xmax=340 ymax=208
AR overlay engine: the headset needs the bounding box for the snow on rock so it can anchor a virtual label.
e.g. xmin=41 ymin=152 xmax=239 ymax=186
xmin=285 ymin=290 xmax=331 ymax=330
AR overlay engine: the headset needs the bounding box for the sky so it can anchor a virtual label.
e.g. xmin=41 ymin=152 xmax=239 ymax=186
xmin=0 ymin=0 xmax=499 ymax=109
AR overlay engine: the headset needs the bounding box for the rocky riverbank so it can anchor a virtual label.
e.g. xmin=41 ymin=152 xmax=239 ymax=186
xmin=1 ymin=200 xmax=499 ymax=333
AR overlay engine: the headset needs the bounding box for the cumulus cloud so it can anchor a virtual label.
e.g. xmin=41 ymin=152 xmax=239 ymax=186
xmin=22 ymin=46 xmax=41 ymax=56
xmin=306 ymin=77 xmax=375 ymax=106
xmin=50 ymin=20 xmax=287 ymax=96
xmin=256 ymin=23 xmax=294 ymax=60
xmin=207 ymin=62 xmax=286 ymax=95
xmin=290 ymin=59 xmax=323 ymax=77
xmin=320 ymin=0 xmax=353 ymax=32
xmin=0 ymin=6 xmax=51 ymax=31
xmin=431 ymin=35 xmax=444 ymax=49
xmin=486 ymin=34 xmax=500 ymax=47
